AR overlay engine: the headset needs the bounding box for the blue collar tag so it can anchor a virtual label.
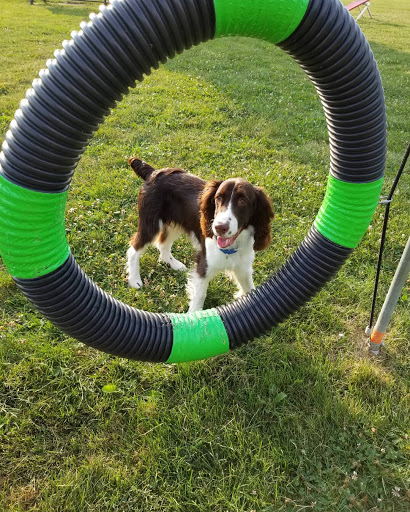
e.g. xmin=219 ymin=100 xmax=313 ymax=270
xmin=219 ymin=247 xmax=238 ymax=255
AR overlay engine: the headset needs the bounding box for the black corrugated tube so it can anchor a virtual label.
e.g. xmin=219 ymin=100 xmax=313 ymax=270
xmin=2 ymin=0 xmax=386 ymax=361
xmin=8 ymin=0 xmax=216 ymax=361
xmin=278 ymin=0 xmax=386 ymax=183
xmin=219 ymin=0 xmax=386 ymax=347
xmin=1 ymin=0 xmax=216 ymax=193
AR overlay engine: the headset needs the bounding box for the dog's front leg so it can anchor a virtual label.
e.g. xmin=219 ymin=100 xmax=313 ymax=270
xmin=232 ymin=265 xmax=255 ymax=300
xmin=187 ymin=270 xmax=211 ymax=312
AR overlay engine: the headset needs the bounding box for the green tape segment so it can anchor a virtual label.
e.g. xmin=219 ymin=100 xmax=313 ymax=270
xmin=214 ymin=0 xmax=309 ymax=44
xmin=314 ymin=175 xmax=383 ymax=249
xmin=167 ymin=309 xmax=229 ymax=363
xmin=0 ymin=174 xmax=69 ymax=279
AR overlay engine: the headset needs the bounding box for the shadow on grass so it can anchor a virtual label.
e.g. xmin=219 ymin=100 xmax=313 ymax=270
xmin=1 ymin=334 xmax=407 ymax=510
xmin=45 ymin=3 xmax=98 ymax=18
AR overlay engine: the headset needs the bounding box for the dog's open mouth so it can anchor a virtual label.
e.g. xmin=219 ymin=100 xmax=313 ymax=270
xmin=217 ymin=229 xmax=242 ymax=249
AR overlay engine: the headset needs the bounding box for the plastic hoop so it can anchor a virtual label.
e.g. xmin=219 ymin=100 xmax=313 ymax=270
xmin=0 ymin=0 xmax=386 ymax=362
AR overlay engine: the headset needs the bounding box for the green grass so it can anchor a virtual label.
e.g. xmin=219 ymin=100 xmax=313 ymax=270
xmin=1 ymin=0 xmax=409 ymax=510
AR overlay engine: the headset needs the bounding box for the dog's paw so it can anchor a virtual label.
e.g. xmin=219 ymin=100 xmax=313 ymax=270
xmin=187 ymin=305 xmax=202 ymax=313
xmin=128 ymin=277 xmax=143 ymax=289
xmin=171 ymin=259 xmax=187 ymax=272
xmin=160 ymin=255 xmax=187 ymax=272
xmin=234 ymin=289 xmax=246 ymax=300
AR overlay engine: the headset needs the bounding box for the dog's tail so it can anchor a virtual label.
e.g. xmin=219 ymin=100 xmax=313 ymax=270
xmin=128 ymin=157 xmax=155 ymax=181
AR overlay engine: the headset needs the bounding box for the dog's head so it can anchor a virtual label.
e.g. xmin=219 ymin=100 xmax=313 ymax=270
xmin=200 ymin=178 xmax=274 ymax=251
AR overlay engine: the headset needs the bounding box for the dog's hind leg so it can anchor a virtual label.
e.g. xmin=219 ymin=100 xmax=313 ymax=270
xmin=126 ymin=245 xmax=146 ymax=289
xmin=155 ymin=224 xmax=187 ymax=271
xmin=127 ymin=219 xmax=161 ymax=288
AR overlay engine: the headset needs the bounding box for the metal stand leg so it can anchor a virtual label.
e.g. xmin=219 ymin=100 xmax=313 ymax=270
xmin=368 ymin=237 xmax=410 ymax=354
xmin=356 ymin=2 xmax=372 ymax=21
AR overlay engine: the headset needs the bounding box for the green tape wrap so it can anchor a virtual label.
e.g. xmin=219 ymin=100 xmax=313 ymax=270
xmin=214 ymin=0 xmax=309 ymax=44
xmin=167 ymin=309 xmax=229 ymax=363
xmin=314 ymin=175 xmax=383 ymax=249
xmin=0 ymin=174 xmax=69 ymax=278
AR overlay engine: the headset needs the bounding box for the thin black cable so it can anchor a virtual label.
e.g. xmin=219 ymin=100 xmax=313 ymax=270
xmin=368 ymin=142 xmax=410 ymax=329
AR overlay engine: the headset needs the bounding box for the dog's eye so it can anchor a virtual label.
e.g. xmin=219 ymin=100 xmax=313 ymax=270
xmin=238 ymin=198 xmax=247 ymax=207
xmin=215 ymin=196 xmax=222 ymax=204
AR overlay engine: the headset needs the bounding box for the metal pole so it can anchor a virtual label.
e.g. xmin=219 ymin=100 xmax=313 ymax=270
xmin=369 ymin=237 xmax=410 ymax=355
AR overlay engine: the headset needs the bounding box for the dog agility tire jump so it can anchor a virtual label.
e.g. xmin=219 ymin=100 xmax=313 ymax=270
xmin=0 ymin=0 xmax=386 ymax=362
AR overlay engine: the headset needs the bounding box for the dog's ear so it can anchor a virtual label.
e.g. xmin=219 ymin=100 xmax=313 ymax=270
xmin=200 ymin=180 xmax=222 ymax=238
xmin=251 ymin=187 xmax=274 ymax=251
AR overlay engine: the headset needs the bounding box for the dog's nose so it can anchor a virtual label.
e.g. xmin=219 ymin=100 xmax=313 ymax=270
xmin=214 ymin=222 xmax=230 ymax=236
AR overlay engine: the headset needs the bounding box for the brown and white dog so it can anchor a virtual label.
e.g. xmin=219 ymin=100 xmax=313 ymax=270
xmin=126 ymin=158 xmax=274 ymax=312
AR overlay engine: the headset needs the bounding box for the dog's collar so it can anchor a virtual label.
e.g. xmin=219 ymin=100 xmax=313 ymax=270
xmin=216 ymin=227 xmax=243 ymax=255
xmin=219 ymin=247 xmax=238 ymax=255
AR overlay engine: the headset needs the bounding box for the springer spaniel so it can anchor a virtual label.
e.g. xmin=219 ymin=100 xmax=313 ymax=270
xmin=126 ymin=158 xmax=274 ymax=312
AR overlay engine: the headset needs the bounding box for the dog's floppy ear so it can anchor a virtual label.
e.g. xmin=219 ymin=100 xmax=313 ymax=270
xmin=251 ymin=187 xmax=274 ymax=251
xmin=200 ymin=180 xmax=222 ymax=238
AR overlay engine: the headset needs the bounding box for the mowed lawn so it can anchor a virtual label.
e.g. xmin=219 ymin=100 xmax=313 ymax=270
xmin=0 ymin=0 xmax=409 ymax=510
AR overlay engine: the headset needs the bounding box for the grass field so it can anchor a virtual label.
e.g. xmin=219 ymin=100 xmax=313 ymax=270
xmin=0 ymin=0 xmax=409 ymax=510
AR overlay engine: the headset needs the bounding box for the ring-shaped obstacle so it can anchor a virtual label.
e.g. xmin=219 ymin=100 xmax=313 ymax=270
xmin=0 ymin=0 xmax=386 ymax=363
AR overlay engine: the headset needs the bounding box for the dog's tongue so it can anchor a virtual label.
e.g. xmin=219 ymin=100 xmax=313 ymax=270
xmin=217 ymin=235 xmax=236 ymax=249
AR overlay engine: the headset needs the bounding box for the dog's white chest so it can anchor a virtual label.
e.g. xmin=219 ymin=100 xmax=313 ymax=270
xmin=205 ymin=228 xmax=255 ymax=273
